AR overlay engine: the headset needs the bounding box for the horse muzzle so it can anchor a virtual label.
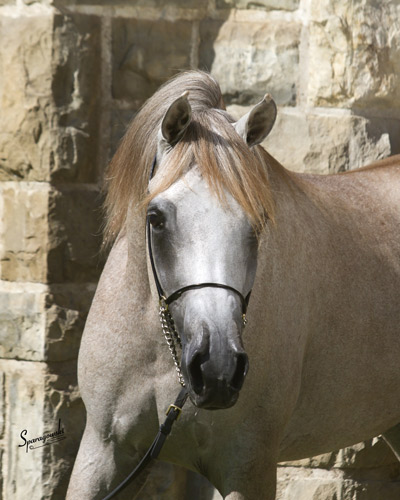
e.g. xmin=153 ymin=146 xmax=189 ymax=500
xmin=182 ymin=331 xmax=249 ymax=410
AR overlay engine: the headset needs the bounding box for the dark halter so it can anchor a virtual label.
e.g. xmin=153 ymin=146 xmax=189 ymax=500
xmin=101 ymin=156 xmax=252 ymax=499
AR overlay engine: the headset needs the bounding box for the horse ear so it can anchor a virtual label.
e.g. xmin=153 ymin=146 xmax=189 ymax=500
xmin=234 ymin=94 xmax=277 ymax=147
xmin=161 ymin=91 xmax=192 ymax=146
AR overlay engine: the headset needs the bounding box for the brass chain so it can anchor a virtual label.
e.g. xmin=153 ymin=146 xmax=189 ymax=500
xmin=159 ymin=299 xmax=248 ymax=388
xmin=159 ymin=300 xmax=186 ymax=387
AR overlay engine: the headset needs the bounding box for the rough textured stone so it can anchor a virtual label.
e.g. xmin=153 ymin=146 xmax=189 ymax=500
xmin=308 ymin=0 xmax=400 ymax=110
xmin=2 ymin=361 xmax=46 ymax=500
xmin=0 ymin=184 xmax=49 ymax=282
xmin=281 ymin=478 xmax=342 ymax=500
xmin=44 ymin=284 xmax=96 ymax=362
xmin=0 ymin=282 xmax=46 ymax=361
xmin=229 ymin=106 xmax=392 ymax=173
xmin=277 ymin=466 xmax=400 ymax=500
xmin=0 ymin=359 xmax=85 ymax=500
xmin=0 ymin=11 xmax=102 ymax=183
xmin=200 ymin=19 xmax=300 ymax=105
xmin=278 ymin=439 xmax=400 ymax=499
xmin=0 ymin=184 xmax=103 ymax=284
xmin=217 ymin=0 xmax=300 ymax=11
xmin=50 ymin=13 xmax=103 ymax=183
xmin=344 ymin=479 xmax=400 ymax=500
xmin=0 ymin=13 xmax=53 ymax=182
xmin=0 ymin=372 xmax=4 ymax=438
xmin=280 ymin=452 xmax=336 ymax=470
xmin=112 ymin=18 xmax=193 ymax=106
xmin=333 ymin=438 xmax=400 ymax=470
xmin=0 ymin=282 xmax=96 ymax=362
xmin=0 ymin=448 xmax=3 ymax=500
xmin=60 ymin=0 xmax=202 ymax=5
xmin=280 ymin=439 xmax=400 ymax=474
xmin=263 ymin=110 xmax=392 ymax=173
xmin=1 ymin=1 xmax=400 ymax=499
xmin=42 ymin=360 xmax=85 ymax=499
xmin=47 ymin=187 xmax=104 ymax=283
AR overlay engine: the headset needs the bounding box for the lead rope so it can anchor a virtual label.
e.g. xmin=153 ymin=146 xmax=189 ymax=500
xmin=101 ymin=387 xmax=188 ymax=500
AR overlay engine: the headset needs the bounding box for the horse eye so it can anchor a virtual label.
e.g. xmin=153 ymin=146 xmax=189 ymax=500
xmin=148 ymin=211 xmax=165 ymax=230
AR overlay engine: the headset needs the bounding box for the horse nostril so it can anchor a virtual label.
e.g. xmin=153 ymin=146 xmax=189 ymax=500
xmin=188 ymin=353 xmax=204 ymax=395
xmin=231 ymin=353 xmax=249 ymax=391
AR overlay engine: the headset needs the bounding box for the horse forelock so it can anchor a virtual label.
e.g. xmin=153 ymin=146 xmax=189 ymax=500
xmin=103 ymin=70 xmax=275 ymax=247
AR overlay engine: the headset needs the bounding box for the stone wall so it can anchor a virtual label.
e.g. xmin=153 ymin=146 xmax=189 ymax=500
xmin=0 ymin=1 xmax=399 ymax=499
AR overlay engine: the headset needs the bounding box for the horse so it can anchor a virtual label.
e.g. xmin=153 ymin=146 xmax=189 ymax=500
xmin=66 ymin=70 xmax=400 ymax=500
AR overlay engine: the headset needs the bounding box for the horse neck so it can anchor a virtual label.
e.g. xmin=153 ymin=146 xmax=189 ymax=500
xmin=260 ymin=152 xmax=331 ymax=291
xmin=264 ymin=153 xmax=313 ymax=241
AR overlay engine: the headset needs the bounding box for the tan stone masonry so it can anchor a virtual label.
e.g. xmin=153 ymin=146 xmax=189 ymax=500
xmin=0 ymin=1 xmax=399 ymax=499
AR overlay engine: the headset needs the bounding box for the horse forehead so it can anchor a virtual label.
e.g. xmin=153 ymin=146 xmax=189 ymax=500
xmin=163 ymin=168 xmax=247 ymax=224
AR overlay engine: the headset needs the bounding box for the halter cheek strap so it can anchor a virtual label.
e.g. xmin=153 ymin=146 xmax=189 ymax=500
xmin=147 ymin=155 xmax=252 ymax=319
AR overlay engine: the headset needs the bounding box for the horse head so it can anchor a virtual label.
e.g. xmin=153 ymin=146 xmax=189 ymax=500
xmin=147 ymin=91 xmax=277 ymax=410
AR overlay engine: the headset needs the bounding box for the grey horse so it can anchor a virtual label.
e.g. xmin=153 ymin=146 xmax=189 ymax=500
xmin=67 ymin=71 xmax=400 ymax=499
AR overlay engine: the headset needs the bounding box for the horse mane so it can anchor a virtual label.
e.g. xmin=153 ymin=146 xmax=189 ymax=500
xmin=103 ymin=70 xmax=275 ymax=247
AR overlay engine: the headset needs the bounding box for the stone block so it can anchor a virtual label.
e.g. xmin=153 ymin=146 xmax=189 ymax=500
xmin=280 ymin=452 xmax=336 ymax=470
xmin=333 ymin=438 xmax=400 ymax=470
xmin=345 ymin=479 xmax=400 ymax=500
xmin=2 ymin=360 xmax=46 ymax=500
xmin=0 ymin=10 xmax=102 ymax=183
xmin=0 ymin=282 xmax=47 ymax=361
xmin=0 ymin=184 xmax=103 ymax=284
xmin=44 ymin=284 xmax=96 ymax=362
xmin=42 ymin=360 xmax=85 ymax=498
xmin=280 ymin=439 xmax=400 ymax=476
xmin=0 ymin=359 xmax=84 ymax=499
xmin=55 ymin=0 xmax=201 ymax=5
xmin=47 ymin=186 xmax=104 ymax=283
xmin=0 ymin=372 xmax=4 ymax=438
xmin=199 ymin=19 xmax=300 ymax=106
xmin=0 ymin=278 xmax=96 ymax=363
xmin=0 ymin=184 xmax=49 ymax=282
xmin=282 ymin=478 xmax=342 ymax=500
xmin=0 ymin=448 xmax=3 ymax=500
xmin=228 ymin=106 xmax=392 ymax=174
xmin=112 ymin=17 xmax=193 ymax=106
xmin=0 ymin=13 xmax=53 ymax=182
xmin=216 ymin=0 xmax=300 ymax=11
xmin=308 ymin=0 xmax=400 ymax=110
xmin=50 ymin=13 xmax=103 ymax=183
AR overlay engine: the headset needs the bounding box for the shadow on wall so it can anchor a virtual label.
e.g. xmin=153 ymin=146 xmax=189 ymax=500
xmin=361 ymin=112 xmax=400 ymax=156
xmin=110 ymin=8 xmax=231 ymax=157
